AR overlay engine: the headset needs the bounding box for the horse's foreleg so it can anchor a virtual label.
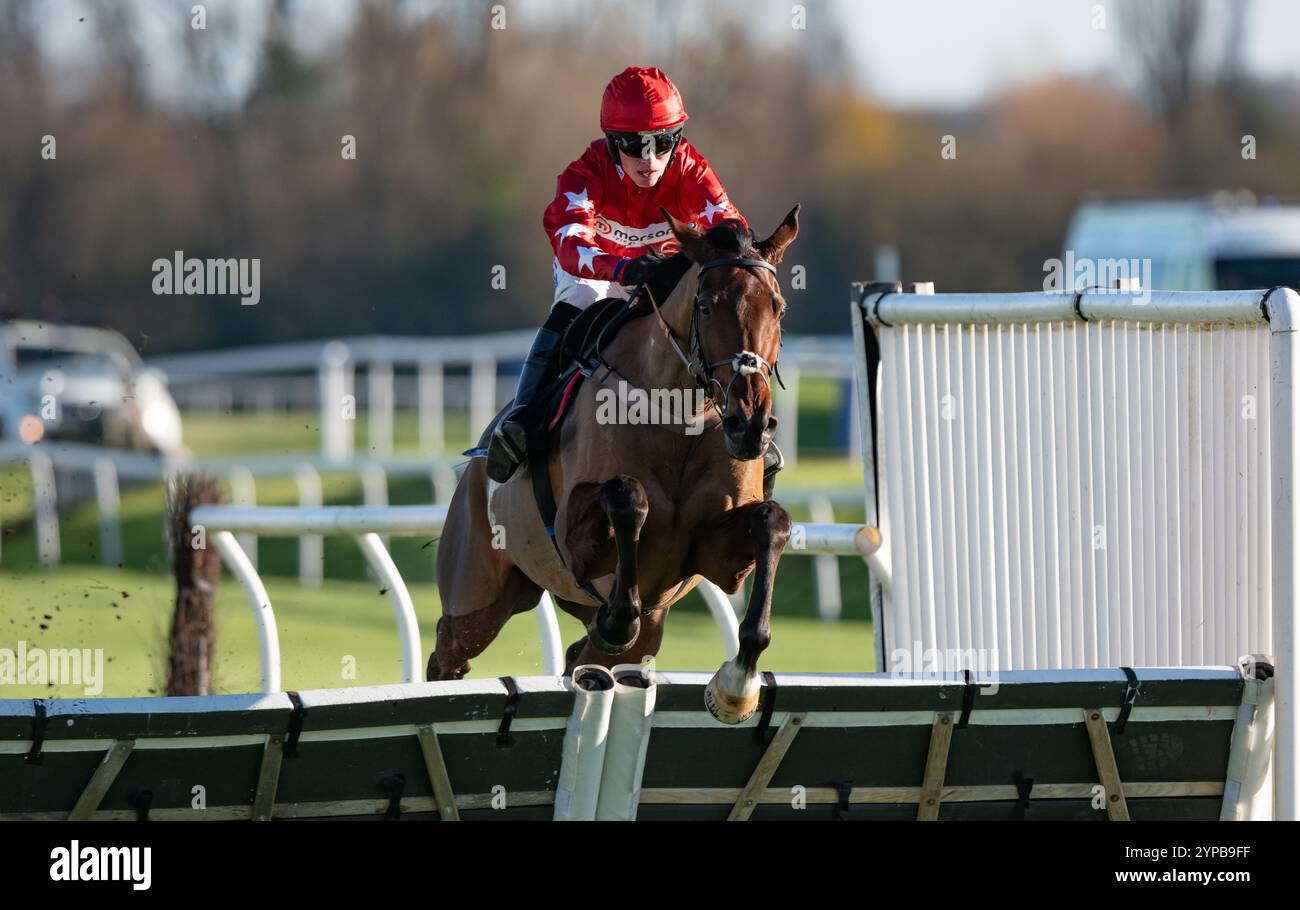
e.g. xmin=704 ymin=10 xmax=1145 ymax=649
xmin=585 ymin=475 xmax=649 ymax=654
xmin=695 ymin=500 xmax=791 ymax=724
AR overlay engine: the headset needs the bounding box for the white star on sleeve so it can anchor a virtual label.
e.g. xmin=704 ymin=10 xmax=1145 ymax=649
xmin=699 ymin=199 xmax=728 ymax=224
xmin=553 ymin=223 xmax=595 ymax=244
xmin=564 ymin=188 xmax=594 ymax=212
xmin=576 ymin=245 xmax=603 ymax=275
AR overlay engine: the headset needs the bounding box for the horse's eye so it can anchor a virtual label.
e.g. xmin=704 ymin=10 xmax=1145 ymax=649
xmin=696 ymin=298 xmax=712 ymax=316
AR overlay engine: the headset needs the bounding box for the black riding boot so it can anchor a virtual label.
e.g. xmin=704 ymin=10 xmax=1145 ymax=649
xmin=486 ymin=304 xmax=579 ymax=483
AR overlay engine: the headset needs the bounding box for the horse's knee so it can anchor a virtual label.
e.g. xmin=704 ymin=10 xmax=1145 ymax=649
xmin=751 ymin=500 xmax=791 ymax=552
xmin=600 ymin=475 xmax=648 ymax=530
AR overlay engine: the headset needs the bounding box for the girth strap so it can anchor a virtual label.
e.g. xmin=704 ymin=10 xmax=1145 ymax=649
xmin=528 ymin=421 xmax=605 ymax=608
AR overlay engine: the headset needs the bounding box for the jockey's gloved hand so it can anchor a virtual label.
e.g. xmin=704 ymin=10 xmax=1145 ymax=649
xmin=614 ymin=253 xmax=666 ymax=287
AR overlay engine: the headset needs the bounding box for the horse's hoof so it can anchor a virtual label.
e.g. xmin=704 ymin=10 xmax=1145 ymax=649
xmin=587 ymin=615 xmax=639 ymax=655
xmin=704 ymin=661 xmax=761 ymax=725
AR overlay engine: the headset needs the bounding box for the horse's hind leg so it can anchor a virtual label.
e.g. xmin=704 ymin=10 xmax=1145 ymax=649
xmin=429 ymin=456 xmax=540 ymax=681
xmin=582 ymin=475 xmax=649 ymax=655
xmin=428 ymin=566 xmax=541 ymax=680
xmin=552 ymin=598 xmax=597 ymax=675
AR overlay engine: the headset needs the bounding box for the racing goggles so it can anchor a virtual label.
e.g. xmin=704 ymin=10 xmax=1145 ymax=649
xmin=606 ymin=127 xmax=683 ymax=159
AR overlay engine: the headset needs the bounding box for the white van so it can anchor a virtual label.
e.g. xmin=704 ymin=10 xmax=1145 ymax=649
xmin=1062 ymin=192 xmax=1300 ymax=291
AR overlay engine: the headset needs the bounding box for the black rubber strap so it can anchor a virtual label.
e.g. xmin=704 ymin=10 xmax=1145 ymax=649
xmin=1112 ymin=667 xmax=1139 ymax=735
xmin=497 ymin=677 xmax=520 ymax=748
xmin=832 ymin=780 xmax=853 ymax=820
xmin=382 ymin=773 xmax=406 ymax=820
xmin=755 ymin=671 xmax=778 ymax=744
xmin=284 ymin=691 xmax=306 ymax=757
xmin=25 ymin=700 xmax=46 ymax=765
xmin=132 ymin=789 xmax=153 ymax=822
xmin=1011 ymin=771 xmax=1034 ymax=820
xmin=1246 ymin=658 xmax=1275 ymax=681
xmin=857 ymin=280 xmax=903 ymax=327
xmin=1261 ymin=286 xmax=1288 ymax=323
xmin=530 ymin=433 xmax=604 ymax=608
xmin=1072 ymin=290 xmax=1087 ymax=322
xmin=956 ymin=670 xmax=980 ymax=729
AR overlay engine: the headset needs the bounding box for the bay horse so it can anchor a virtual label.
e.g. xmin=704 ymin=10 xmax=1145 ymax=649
xmin=430 ymin=205 xmax=799 ymax=724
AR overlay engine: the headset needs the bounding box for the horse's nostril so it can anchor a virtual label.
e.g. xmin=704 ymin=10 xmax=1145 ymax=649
xmin=766 ymin=415 xmax=779 ymax=434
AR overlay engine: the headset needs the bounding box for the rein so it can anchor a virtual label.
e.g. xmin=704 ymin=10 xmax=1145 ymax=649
xmin=642 ymin=256 xmax=785 ymax=420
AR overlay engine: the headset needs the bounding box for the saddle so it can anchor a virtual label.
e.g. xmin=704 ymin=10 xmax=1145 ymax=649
xmin=538 ymin=296 xmax=651 ymax=434
xmin=466 ymin=296 xmax=651 ymax=459
xmin=561 ymin=295 xmax=646 ymax=367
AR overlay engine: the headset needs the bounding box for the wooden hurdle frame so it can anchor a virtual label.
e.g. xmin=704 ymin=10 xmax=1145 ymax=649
xmin=0 ymin=666 xmax=1274 ymax=821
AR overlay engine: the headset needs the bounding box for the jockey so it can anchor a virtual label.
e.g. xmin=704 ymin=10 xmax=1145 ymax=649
xmin=486 ymin=66 xmax=751 ymax=484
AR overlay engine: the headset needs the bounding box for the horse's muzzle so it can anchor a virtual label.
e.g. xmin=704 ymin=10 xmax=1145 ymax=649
xmin=722 ymin=412 xmax=777 ymax=461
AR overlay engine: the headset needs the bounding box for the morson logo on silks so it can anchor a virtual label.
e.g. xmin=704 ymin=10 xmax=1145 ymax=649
xmin=49 ymin=841 xmax=151 ymax=891
xmin=592 ymin=215 xmax=673 ymax=249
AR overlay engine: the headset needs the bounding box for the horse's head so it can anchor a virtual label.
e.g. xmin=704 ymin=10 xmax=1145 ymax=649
xmin=662 ymin=204 xmax=800 ymax=461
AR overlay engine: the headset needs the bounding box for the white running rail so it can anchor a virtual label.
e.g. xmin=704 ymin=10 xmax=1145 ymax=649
xmin=852 ymin=282 xmax=1300 ymax=820
xmin=188 ymin=504 xmax=879 ymax=698
xmin=0 ymin=440 xmax=865 ymax=620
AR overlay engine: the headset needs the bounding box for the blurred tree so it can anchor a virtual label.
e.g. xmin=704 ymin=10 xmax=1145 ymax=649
xmin=247 ymin=0 xmax=315 ymax=108
xmin=88 ymin=0 xmax=145 ymax=107
xmin=0 ymin=0 xmax=1297 ymax=350
xmin=1118 ymin=0 xmax=1257 ymax=187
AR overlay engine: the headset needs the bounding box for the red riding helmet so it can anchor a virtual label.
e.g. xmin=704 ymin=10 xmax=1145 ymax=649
xmin=600 ymin=66 xmax=689 ymax=133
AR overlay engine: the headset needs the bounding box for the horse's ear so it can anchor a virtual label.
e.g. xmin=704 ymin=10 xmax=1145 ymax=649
xmin=757 ymin=204 xmax=800 ymax=265
xmin=662 ymin=207 xmax=712 ymax=263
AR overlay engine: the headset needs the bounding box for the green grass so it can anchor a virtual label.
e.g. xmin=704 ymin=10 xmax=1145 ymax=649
xmin=0 ymin=383 xmax=875 ymax=697
xmin=1 ymin=566 xmax=873 ymax=698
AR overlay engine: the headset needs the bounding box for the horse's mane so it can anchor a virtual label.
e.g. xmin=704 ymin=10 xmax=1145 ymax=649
xmin=634 ymin=220 xmax=757 ymax=305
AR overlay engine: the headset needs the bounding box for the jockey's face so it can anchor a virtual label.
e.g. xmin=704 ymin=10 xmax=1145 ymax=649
xmin=619 ymin=146 xmax=671 ymax=188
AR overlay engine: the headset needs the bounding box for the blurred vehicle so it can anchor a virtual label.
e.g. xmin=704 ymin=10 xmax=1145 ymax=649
xmin=1064 ymin=191 xmax=1300 ymax=291
xmin=0 ymin=320 xmax=183 ymax=456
